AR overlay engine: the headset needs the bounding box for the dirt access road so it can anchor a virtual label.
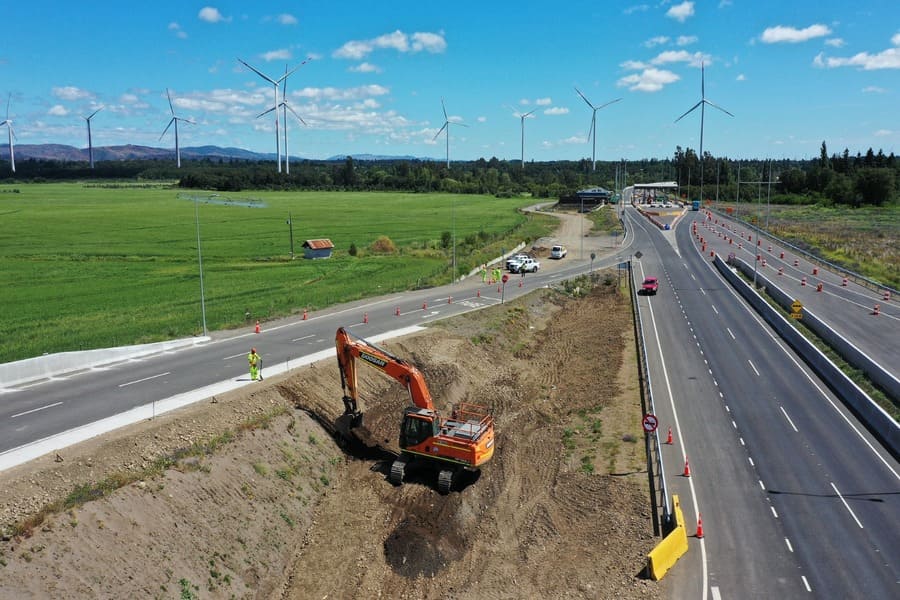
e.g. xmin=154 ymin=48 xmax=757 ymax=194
xmin=0 ymin=209 xmax=664 ymax=600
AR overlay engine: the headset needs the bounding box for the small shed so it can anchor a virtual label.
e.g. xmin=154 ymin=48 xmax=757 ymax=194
xmin=302 ymin=239 xmax=335 ymax=259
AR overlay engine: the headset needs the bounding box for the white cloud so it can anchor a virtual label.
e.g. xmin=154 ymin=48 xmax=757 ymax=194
xmin=261 ymin=48 xmax=292 ymax=62
xmin=814 ymin=47 xmax=900 ymax=70
xmin=411 ymin=32 xmax=447 ymax=53
xmin=624 ymin=4 xmax=649 ymax=15
xmin=544 ymin=107 xmax=569 ymax=115
xmin=666 ymin=2 xmax=695 ymax=23
xmin=48 ymin=105 xmax=69 ymax=116
xmin=477 ymin=116 xmax=487 ymax=123
xmin=892 ymin=33 xmax=900 ymax=46
xmin=651 ymin=50 xmax=709 ymax=67
xmin=644 ymin=36 xmax=669 ymax=48
xmin=874 ymin=129 xmax=892 ymax=137
xmin=760 ymin=24 xmax=831 ymax=44
xmin=862 ymin=86 xmax=885 ymax=93
xmin=825 ymin=38 xmax=845 ymax=48
xmin=333 ymin=30 xmax=446 ymax=59
xmin=198 ymin=7 xmax=229 ymax=23
xmin=291 ymin=84 xmax=390 ymax=102
xmin=277 ymin=14 xmax=298 ymax=25
xmin=52 ymin=86 xmax=91 ymax=100
xmin=621 ymin=59 xmax=649 ymax=70
xmin=677 ymin=35 xmax=698 ymax=46
xmin=536 ymin=98 xmax=552 ymax=106
xmin=168 ymin=22 xmax=187 ymax=38
xmin=736 ymin=74 xmax=746 ymax=81
xmin=561 ymin=135 xmax=586 ymax=145
xmin=617 ymin=68 xmax=680 ymax=92
xmin=349 ymin=62 xmax=382 ymax=73
xmin=719 ymin=0 xmax=732 ymax=7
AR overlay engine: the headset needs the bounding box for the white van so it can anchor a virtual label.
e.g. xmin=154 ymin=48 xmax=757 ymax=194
xmin=550 ymin=245 xmax=567 ymax=259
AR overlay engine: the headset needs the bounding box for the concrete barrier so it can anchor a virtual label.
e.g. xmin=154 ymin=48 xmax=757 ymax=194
xmin=716 ymin=256 xmax=900 ymax=461
xmin=647 ymin=494 xmax=689 ymax=580
xmin=0 ymin=336 xmax=210 ymax=389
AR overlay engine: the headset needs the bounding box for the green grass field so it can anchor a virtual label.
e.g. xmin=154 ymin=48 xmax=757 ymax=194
xmin=721 ymin=202 xmax=899 ymax=290
xmin=0 ymin=184 xmax=553 ymax=362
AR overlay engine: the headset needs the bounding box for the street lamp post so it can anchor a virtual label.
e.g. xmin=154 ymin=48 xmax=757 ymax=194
xmin=194 ymin=200 xmax=208 ymax=337
xmin=287 ymin=212 xmax=295 ymax=259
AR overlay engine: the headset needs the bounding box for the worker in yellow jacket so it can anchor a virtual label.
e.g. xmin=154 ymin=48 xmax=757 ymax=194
xmin=248 ymin=348 xmax=262 ymax=381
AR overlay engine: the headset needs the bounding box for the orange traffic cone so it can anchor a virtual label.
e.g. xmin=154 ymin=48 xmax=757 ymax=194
xmin=666 ymin=427 xmax=673 ymax=445
xmin=302 ymin=309 xmax=308 ymax=321
xmin=395 ymin=306 xmax=400 ymax=316
xmin=683 ymin=457 xmax=692 ymax=477
xmin=255 ymin=320 xmax=260 ymax=334
xmin=873 ymin=304 xmax=880 ymax=316
xmin=477 ymin=289 xmax=481 ymax=298
xmin=422 ymin=301 xmax=427 ymax=310
xmin=696 ymin=513 xmax=704 ymax=538
xmin=448 ymin=295 xmax=452 ymax=304
xmin=363 ymin=312 xmax=368 ymax=324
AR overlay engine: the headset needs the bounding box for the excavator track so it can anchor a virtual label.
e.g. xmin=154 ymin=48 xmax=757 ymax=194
xmin=437 ymin=469 xmax=455 ymax=494
xmin=389 ymin=456 xmax=408 ymax=485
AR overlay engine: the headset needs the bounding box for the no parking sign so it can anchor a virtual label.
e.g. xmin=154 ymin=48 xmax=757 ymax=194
xmin=642 ymin=413 xmax=659 ymax=433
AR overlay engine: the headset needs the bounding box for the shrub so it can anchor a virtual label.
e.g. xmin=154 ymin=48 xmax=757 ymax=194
xmin=369 ymin=236 xmax=397 ymax=253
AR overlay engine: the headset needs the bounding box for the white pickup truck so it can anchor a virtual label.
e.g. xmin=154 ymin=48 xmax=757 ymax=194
xmin=511 ymin=257 xmax=540 ymax=273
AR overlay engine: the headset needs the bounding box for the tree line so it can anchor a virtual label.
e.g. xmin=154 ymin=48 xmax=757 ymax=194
xmin=2 ymin=142 xmax=896 ymax=206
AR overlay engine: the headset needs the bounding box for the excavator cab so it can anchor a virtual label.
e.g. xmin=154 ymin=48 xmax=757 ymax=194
xmin=399 ymin=408 xmax=438 ymax=449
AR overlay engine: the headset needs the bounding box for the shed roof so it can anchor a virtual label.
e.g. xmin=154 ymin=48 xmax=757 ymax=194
xmin=302 ymin=239 xmax=334 ymax=250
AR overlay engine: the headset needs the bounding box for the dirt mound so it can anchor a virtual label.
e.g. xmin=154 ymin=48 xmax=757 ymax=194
xmin=0 ymin=278 xmax=664 ymax=600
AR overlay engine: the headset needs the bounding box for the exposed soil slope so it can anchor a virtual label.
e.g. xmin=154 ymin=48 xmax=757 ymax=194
xmin=0 ymin=275 xmax=664 ymax=600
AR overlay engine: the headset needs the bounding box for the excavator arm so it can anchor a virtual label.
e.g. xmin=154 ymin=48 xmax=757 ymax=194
xmin=335 ymin=327 xmax=435 ymax=424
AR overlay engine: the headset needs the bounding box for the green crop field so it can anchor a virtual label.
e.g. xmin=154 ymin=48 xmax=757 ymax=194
xmin=0 ymin=183 xmax=553 ymax=362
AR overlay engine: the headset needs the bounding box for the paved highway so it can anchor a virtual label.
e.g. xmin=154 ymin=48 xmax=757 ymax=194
xmin=630 ymin=205 xmax=899 ymax=598
xmin=693 ymin=211 xmax=899 ymax=380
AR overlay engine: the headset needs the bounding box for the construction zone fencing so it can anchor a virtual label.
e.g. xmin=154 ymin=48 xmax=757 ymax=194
xmin=628 ymin=261 xmax=670 ymax=537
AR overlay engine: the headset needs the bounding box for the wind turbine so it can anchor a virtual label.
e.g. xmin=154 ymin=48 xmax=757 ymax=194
xmin=83 ymin=107 xmax=103 ymax=169
xmin=238 ymin=57 xmax=312 ymax=173
xmin=507 ymin=106 xmax=536 ymax=169
xmin=159 ymin=89 xmax=194 ymax=168
xmin=433 ymin=98 xmax=467 ymax=168
xmin=674 ymin=61 xmax=733 ymax=204
xmin=574 ymin=88 xmax=621 ymax=171
xmin=1 ymin=94 xmax=16 ymax=173
xmin=257 ymin=64 xmax=307 ymax=175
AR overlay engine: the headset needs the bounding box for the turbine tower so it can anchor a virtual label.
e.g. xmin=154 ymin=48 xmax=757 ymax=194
xmin=433 ymin=98 xmax=467 ymax=168
xmin=258 ymin=64 xmax=308 ymax=175
xmin=1 ymin=94 xmax=16 ymax=173
xmin=83 ymin=107 xmax=103 ymax=169
xmin=674 ymin=61 xmax=733 ymax=204
xmin=574 ymin=87 xmax=621 ymax=171
xmin=159 ymin=89 xmax=194 ymax=168
xmin=238 ymin=57 xmax=312 ymax=173
xmin=507 ymin=106 xmax=536 ymax=169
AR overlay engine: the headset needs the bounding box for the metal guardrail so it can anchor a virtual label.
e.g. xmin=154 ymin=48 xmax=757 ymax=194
xmin=709 ymin=206 xmax=898 ymax=297
xmin=629 ymin=260 xmax=671 ymax=535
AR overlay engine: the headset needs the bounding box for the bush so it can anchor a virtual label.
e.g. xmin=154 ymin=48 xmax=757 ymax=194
xmin=369 ymin=236 xmax=397 ymax=254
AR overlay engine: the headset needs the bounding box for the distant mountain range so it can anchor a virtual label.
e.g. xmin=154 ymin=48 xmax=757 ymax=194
xmin=0 ymin=144 xmax=433 ymax=163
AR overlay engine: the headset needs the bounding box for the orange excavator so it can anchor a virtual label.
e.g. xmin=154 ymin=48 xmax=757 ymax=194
xmin=335 ymin=327 xmax=495 ymax=493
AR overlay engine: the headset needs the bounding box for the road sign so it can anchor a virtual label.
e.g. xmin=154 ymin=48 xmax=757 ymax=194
xmin=502 ymin=274 xmax=509 ymax=283
xmin=791 ymin=300 xmax=803 ymax=313
xmin=642 ymin=413 xmax=659 ymax=433
xmin=790 ymin=313 xmax=803 ymax=319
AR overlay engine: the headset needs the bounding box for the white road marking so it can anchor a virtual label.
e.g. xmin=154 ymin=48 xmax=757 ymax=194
xmin=726 ymin=327 xmax=736 ymax=340
xmin=830 ymin=482 xmax=864 ymax=529
xmin=771 ymin=506 xmax=779 ymax=518
xmin=749 ymin=457 xmax=755 ymax=467
xmin=785 ymin=537 xmax=793 ymax=552
xmin=711 ymin=304 xmax=719 ymax=315
xmin=119 ymin=372 xmax=170 ymax=388
xmin=780 ymin=406 xmax=799 ymax=432
xmin=711 ymin=587 xmax=722 ymax=600
xmin=11 ymin=402 xmax=63 ymax=419
xmin=748 ymin=360 xmax=760 ymax=376
xmin=223 ymin=352 xmax=246 ymax=360
xmin=759 ymin=480 xmax=766 ymax=490
xmin=291 ymin=334 xmax=314 ymax=342
xmin=801 ymin=576 xmax=812 ymax=592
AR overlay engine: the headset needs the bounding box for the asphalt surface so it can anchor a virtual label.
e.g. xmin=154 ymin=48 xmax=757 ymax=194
xmin=630 ymin=203 xmax=899 ymax=599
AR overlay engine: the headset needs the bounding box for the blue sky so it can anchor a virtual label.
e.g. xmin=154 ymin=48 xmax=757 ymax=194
xmin=1 ymin=1 xmax=897 ymax=162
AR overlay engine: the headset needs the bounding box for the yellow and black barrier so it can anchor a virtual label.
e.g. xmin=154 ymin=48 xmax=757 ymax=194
xmin=647 ymin=494 xmax=689 ymax=581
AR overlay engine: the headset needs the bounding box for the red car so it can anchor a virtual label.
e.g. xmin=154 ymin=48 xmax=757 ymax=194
xmin=641 ymin=277 xmax=659 ymax=295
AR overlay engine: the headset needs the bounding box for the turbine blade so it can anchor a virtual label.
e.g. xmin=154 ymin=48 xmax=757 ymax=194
xmin=674 ymin=100 xmax=703 ymax=123
xmin=238 ymin=58 xmax=278 ymax=85
xmin=5 ymin=93 xmax=10 ymax=119
xmin=160 ymin=118 xmax=175 ymax=140
xmin=523 ymin=109 xmax=537 ymax=118
xmin=574 ymin=87 xmax=595 ymax=109
xmin=166 ymin=89 xmax=175 ymax=115
xmin=587 ymin=114 xmax=595 ymax=142
xmin=85 ymin=106 xmax=104 ymax=121
xmin=277 ymin=56 xmax=314 ymax=83
xmin=701 ymin=61 xmax=705 ymax=98
xmin=441 ymin=98 xmax=448 ymax=121
xmin=705 ymin=100 xmax=734 ymax=117
xmin=433 ymin=121 xmax=448 ymax=141
xmin=257 ymin=106 xmax=277 ymax=118
xmin=596 ymin=97 xmax=623 ymax=110
xmin=285 ymin=104 xmax=307 ymax=126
